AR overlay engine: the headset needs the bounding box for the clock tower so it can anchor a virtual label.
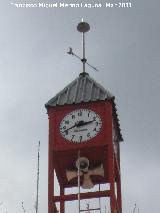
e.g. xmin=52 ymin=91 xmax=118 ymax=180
xmin=45 ymin=22 xmax=123 ymax=213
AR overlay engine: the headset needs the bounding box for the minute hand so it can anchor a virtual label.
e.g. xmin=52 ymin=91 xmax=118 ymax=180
xmin=76 ymin=120 xmax=94 ymax=127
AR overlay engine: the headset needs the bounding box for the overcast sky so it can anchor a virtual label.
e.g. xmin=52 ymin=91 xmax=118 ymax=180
xmin=0 ymin=0 xmax=160 ymax=212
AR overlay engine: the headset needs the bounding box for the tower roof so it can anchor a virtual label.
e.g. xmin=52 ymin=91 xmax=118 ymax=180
xmin=45 ymin=73 xmax=123 ymax=142
xmin=45 ymin=73 xmax=114 ymax=107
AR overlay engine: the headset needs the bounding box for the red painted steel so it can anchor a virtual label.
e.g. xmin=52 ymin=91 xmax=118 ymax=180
xmin=60 ymin=187 xmax=65 ymax=213
xmin=48 ymin=101 xmax=110 ymax=151
xmin=47 ymin=100 xmax=122 ymax=213
xmin=53 ymin=190 xmax=110 ymax=202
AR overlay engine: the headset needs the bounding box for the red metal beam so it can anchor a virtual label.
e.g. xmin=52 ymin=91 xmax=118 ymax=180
xmin=53 ymin=190 xmax=110 ymax=202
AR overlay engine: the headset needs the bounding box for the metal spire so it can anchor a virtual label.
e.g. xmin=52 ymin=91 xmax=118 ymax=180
xmin=67 ymin=21 xmax=99 ymax=74
xmin=35 ymin=141 xmax=40 ymax=213
xmin=77 ymin=20 xmax=90 ymax=73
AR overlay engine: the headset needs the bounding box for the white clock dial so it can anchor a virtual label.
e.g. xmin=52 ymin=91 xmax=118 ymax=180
xmin=59 ymin=109 xmax=102 ymax=143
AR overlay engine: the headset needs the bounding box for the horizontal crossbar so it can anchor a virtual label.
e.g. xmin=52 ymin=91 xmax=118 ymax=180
xmin=80 ymin=208 xmax=100 ymax=212
xmin=53 ymin=190 xmax=110 ymax=202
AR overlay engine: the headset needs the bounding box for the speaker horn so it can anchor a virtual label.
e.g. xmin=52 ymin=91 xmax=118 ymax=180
xmin=66 ymin=170 xmax=82 ymax=181
xmin=66 ymin=157 xmax=104 ymax=189
xmin=75 ymin=157 xmax=89 ymax=173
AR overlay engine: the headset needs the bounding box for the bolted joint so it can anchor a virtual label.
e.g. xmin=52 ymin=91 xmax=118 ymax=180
xmin=81 ymin=58 xmax=87 ymax=63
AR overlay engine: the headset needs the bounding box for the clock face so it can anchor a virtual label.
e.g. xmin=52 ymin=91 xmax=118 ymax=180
xmin=59 ymin=109 xmax=102 ymax=143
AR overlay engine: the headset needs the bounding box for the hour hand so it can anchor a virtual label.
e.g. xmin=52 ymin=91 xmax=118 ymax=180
xmin=62 ymin=123 xmax=77 ymax=133
xmin=62 ymin=121 xmax=81 ymax=133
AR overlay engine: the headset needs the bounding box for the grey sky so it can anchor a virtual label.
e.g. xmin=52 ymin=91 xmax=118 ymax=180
xmin=0 ymin=0 xmax=160 ymax=212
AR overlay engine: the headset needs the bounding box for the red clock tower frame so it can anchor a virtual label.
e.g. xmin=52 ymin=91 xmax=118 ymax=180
xmin=45 ymin=72 xmax=123 ymax=213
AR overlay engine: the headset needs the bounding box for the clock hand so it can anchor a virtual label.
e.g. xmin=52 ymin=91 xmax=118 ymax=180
xmin=76 ymin=120 xmax=85 ymax=127
xmin=62 ymin=123 xmax=77 ymax=133
xmin=63 ymin=119 xmax=95 ymax=133
xmin=76 ymin=119 xmax=95 ymax=127
xmin=62 ymin=121 xmax=82 ymax=133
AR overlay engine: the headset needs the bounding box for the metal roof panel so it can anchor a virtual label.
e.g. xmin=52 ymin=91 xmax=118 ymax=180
xmin=45 ymin=73 xmax=114 ymax=107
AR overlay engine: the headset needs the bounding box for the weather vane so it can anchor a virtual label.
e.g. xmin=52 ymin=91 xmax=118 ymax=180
xmin=67 ymin=20 xmax=99 ymax=73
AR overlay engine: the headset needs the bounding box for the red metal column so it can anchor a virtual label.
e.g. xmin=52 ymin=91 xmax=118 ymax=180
xmin=48 ymin=116 xmax=54 ymax=213
xmin=109 ymin=149 xmax=116 ymax=213
xmin=48 ymin=151 xmax=54 ymax=213
xmin=60 ymin=186 xmax=65 ymax=213
xmin=108 ymin=130 xmax=116 ymax=213
xmin=107 ymin=103 xmax=116 ymax=213
xmin=116 ymin=176 xmax=122 ymax=213
xmin=116 ymin=144 xmax=122 ymax=213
